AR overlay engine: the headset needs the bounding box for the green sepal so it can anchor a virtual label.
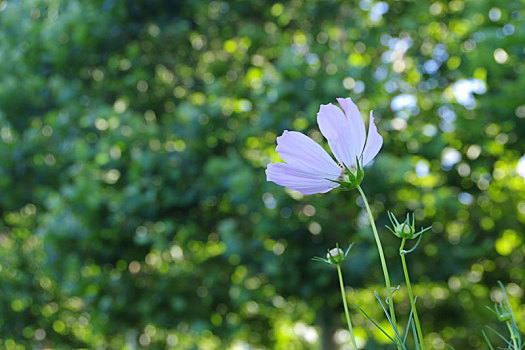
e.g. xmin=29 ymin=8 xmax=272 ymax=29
xmin=344 ymin=157 xmax=365 ymax=188
xmin=326 ymin=158 xmax=364 ymax=190
xmin=326 ymin=178 xmax=355 ymax=190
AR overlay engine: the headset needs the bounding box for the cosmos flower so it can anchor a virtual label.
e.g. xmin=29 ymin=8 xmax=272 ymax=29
xmin=266 ymin=97 xmax=383 ymax=195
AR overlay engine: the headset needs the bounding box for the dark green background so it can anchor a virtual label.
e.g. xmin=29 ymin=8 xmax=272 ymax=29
xmin=0 ymin=0 xmax=524 ymax=348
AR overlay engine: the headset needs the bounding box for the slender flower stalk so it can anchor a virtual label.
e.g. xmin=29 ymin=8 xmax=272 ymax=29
xmin=314 ymin=245 xmax=357 ymax=348
xmin=506 ymin=321 xmax=519 ymax=349
xmin=356 ymin=185 xmax=400 ymax=348
xmin=400 ymin=239 xmax=425 ymax=349
xmin=337 ymin=262 xmax=358 ymax=349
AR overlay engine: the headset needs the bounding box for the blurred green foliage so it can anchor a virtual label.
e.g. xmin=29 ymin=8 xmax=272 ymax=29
xmin=0 ymin=0 xmax=524 ymax=348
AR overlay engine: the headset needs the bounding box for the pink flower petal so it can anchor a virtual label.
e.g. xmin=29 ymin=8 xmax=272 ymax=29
xmin=317 ymin=103 xmax=362 ymax=167
xmin=362 ymin=111 xmax=383 ymax=166
xmin=275 ymin=130 xmax=341 ymax=178
xmin=336 ymin=97 xmax=366 ymax=155
xmin=316 ymin=104 xmax=353 ymax=166
xmin=266 ymin=163 xmax=339 ymax=195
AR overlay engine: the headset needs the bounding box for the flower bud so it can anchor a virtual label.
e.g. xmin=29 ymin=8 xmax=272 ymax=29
xmin=312 ymin=243 xmax=354 ymax=265
xmin=386 ymin=211 xmax=431 ymax=241
xmin=487 ymin=301 xmax=513 ymax=323
xmin=497 ymin=311 xmax=512 ymax=322
xmin=494 ymin=303 xmax=512 ymax=322
xmin=395 ymin=223 xmax=416 ymax=239
xmin=327 ymin=248 xmax=345 ymax=263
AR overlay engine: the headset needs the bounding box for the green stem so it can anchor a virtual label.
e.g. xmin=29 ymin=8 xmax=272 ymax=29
xmin=356 ymin=185 xmax=400 ymax=348
xmin=506 ymin=321 xmax=518 ymax=349
xmin=337 ymin=263 xmax=358 ymax=349
xmin=400 ymin=239 xmax=425 ymax=349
